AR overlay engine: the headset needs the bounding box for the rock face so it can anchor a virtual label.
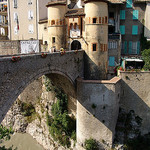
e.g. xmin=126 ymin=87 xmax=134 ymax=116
xmin=2 ymin=76 xmax=75 ymax=150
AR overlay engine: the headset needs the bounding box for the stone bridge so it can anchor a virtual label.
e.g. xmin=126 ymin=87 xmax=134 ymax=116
xmin=0 ymin=50 xmax=84 ymax=123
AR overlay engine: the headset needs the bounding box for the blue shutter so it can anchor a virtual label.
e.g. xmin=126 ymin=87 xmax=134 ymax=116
xmin=129 ymin=41 xmax=132 ymax=54
xmin=124 ymin=41 xmax=127 ymax=54
xmin=126 ymin=0 xmax=132 ymax=8
xmin=120 ymin=10 xmax=125 ymax=20
xmin=137 ymin=41 xmax=140 ymax=54
xmin=133 ymin=10 xmax=139 ymax=20
xmin=109 ymin=56 xmax=115 ymax=66
xmin=120 ymin=25 xmax=125 ymax=35
xmin=132 ymin=25 xmax=138 ymax=35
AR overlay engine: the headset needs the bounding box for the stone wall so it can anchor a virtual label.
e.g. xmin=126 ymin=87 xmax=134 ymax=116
xmin=76 ymin=77 xmax=121 ymax=149
xmin=0 ymin=40 xmax=20 ymax=55
xmin=120 ymin=71 xmax=150 ymax=134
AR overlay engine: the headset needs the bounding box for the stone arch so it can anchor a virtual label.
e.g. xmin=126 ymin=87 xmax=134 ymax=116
xmin=71 ymin=40 xmax=81 ymax=50
xmin=0 ymin=69 xmax=75 ymax=123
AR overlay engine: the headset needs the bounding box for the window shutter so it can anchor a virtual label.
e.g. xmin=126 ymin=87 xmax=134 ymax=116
xmin=109 ymin=56 xmax=115 ymax=66
xmin=120 ymin=10 xmax=125 ymax=20
xmin=137 ymin=41 xmax=140 ymax=54
xmin=120 ymin=25 xmax=125 ymax=35
xmin=124 ymin=41 xmax=127 ymax=54
xmin=133 ymin=10 xmax=139 ymax=20
xmin=126 ymin=0 xmax=132 ymax=8
xmin=132 ymin=25 xmax=138 ymax=35
xmin=28 ymin=11 xmax=33 ymax=20
xmin=13 ymin=0 xmax=17 ymax=8
xmin=129 ymin=41 xmax=132 ymax=54
xmin=14 ymin=12 xmax=17 ymax=22
xmin=29 ymin=24 xmax=34 ymax=33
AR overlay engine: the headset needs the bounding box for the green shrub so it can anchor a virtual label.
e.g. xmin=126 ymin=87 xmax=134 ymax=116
xmin=45 ymin=83 xmax=76 ymax=148
xmin=85 ymin=138 xmax=99 ymax=150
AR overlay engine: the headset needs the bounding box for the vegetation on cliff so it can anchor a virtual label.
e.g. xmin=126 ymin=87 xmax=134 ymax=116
xmin=0 ymin=125 xmax=15 ymax=150
xmin=84 ymin=138 xmax=99 ymax=150
xmin=44 ymin=76 xmax=76 ymax=148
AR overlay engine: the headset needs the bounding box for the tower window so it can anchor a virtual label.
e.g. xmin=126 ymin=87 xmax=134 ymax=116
xmin=93 ymin=18 xmax=97 ymax=24
xmin=52 ymin=37 xmax=55 ymax=43
xmin=51 ymin=20 xmax=55 ymax=25
xmin=105 ymin=16 xmax=107 ymax=24
xmin=92 ymin=43 xmax=97 ymax=51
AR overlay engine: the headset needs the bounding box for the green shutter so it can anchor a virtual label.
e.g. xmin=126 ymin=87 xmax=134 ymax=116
xmin=133 ymin=10 xmax=139 ymax=20
xmin=132 ymin=25 xmax=138 ymax=35
xmin=137 ymin=41 xmax=140 ymax=54
xmin=120 ymin=25 xmax=125 ymax=35
xmin=109 ymin=56 xmax=115 ymax=66
xmin=126 ymin=0 xmax=132 ymax=8
xmin=124 ymin=41 xmax=127 ymax=54
xmin=120 ymin=10 xmax=125 ymax=20
xmin=129 ymin=41 xmax=132 ymax=54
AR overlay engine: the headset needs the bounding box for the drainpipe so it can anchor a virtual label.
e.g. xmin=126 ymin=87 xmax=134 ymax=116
xmin=36 ymin=0 xmax=38 ymax=40
xmin=8 ymin=0 xmax=11 ymax=40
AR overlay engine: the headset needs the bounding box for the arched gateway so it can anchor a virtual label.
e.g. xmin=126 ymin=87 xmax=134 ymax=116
xmin=71 ymin=40 xmax=81 ymax=50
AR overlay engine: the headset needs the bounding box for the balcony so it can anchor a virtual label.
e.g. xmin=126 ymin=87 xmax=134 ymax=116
xmin=108 ymin=33 xmax=120 ymax=40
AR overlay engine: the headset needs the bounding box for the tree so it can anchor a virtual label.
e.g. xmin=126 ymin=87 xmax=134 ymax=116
xmin=142 ymin=49 xmax=150 ymax=70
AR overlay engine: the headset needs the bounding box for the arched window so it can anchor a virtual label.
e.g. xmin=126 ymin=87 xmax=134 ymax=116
xmin=74 ymin=23 xmax=77 ymax=30
xmin=70 ymin=23 xmax=73 ymax=29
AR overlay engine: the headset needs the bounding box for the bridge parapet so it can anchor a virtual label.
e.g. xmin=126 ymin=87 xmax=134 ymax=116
xmin=0 ymin=50 xmax=84 ymax=122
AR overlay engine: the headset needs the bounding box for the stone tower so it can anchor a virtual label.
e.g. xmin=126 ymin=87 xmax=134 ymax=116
xmin=84 ymin=0 xmax=108 ymax=80
xmin=46 ymin=1 xmax=67 ymax=50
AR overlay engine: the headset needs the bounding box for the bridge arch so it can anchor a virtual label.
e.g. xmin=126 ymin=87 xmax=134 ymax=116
xmin=0 ymin=51 xmax=84 ymax=122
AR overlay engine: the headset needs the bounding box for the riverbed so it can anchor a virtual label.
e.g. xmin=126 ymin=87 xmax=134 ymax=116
xmin=1 ymin=133 xmax=45 ymax=150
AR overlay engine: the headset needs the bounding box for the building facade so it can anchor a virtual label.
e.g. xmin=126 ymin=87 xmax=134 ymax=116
xmin=7 ymin=0 xmax=49 ymax=40
xmin=38 ymin=0 xmax=150 ymax=79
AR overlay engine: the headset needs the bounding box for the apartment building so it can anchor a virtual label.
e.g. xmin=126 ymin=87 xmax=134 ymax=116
xmin=8 ymin=0 xmax=49 ymax=40
xmin=0 ymin=0 xmax=8 ymax=39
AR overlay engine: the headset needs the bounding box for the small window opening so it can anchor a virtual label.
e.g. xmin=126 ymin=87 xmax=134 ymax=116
xmin=52 ymin=37 xmax=55 ymax=43
xmin=93 ymin=18 xmax=97 ymax=23
xmin=51 ymin=20 xmax=55 ymax=25
xmin=92 ymin=43 xmax=97 ymax=51
xmin=74 ymin=23 xmax=77 ymax=29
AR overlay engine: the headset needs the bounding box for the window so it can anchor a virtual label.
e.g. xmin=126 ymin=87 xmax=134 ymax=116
xmin=129 ymin=41 xmax=140 ymax=54
xmin=28 ymin=24 xmax=34 ymax=33
xmin=102 ymin=17 xmax=104 ymax=24
xmin=70 ymin=23 xmax=73 ymax=29
xmin=28 ymin=11 xmax=33 ymax=20
xmin=14 ymin=12 xmax=18 ymax=22
xmin=132 ymin=25 xmax=138 ymax=35
xmin=92 ymin=43 xmax=97 ymax=51
xmin=120 ymin=25 xmax=125 ymax=35
xmin=51 ymin=20 xmax=55 ymax=25
xmin=108 ymin=41 xmax=117 ymax=49
xmin=92 ymin=18 xmax=97 ymax=24
xmin=14 ymin=26 xmax=18 ymax=34
xmin=28 ymin=0 xmax=32 ymax=5
xmin=109 ymin=56 xmax=115 ymax=66
xmin=121 ymin=41 xmax=127 ymax=54
xmin=105 ymin=16 xmax=107 ymax=24
xmin=13 ymin=0 xmax=17 ymax=8
xmin=74 ymin=23 xmax=77 ymax=29
xmin=99 ymin=17 xmax=101 ymax=24
xmin=126 ymin=0 xmax=132 ymax=8
xmin=120 ymin=10 xmax=125 ymax=20
xmin=52 ymin=37 xmax=55 ymax=43
xmin=133 ymin=10 xmax=139 ymax=20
